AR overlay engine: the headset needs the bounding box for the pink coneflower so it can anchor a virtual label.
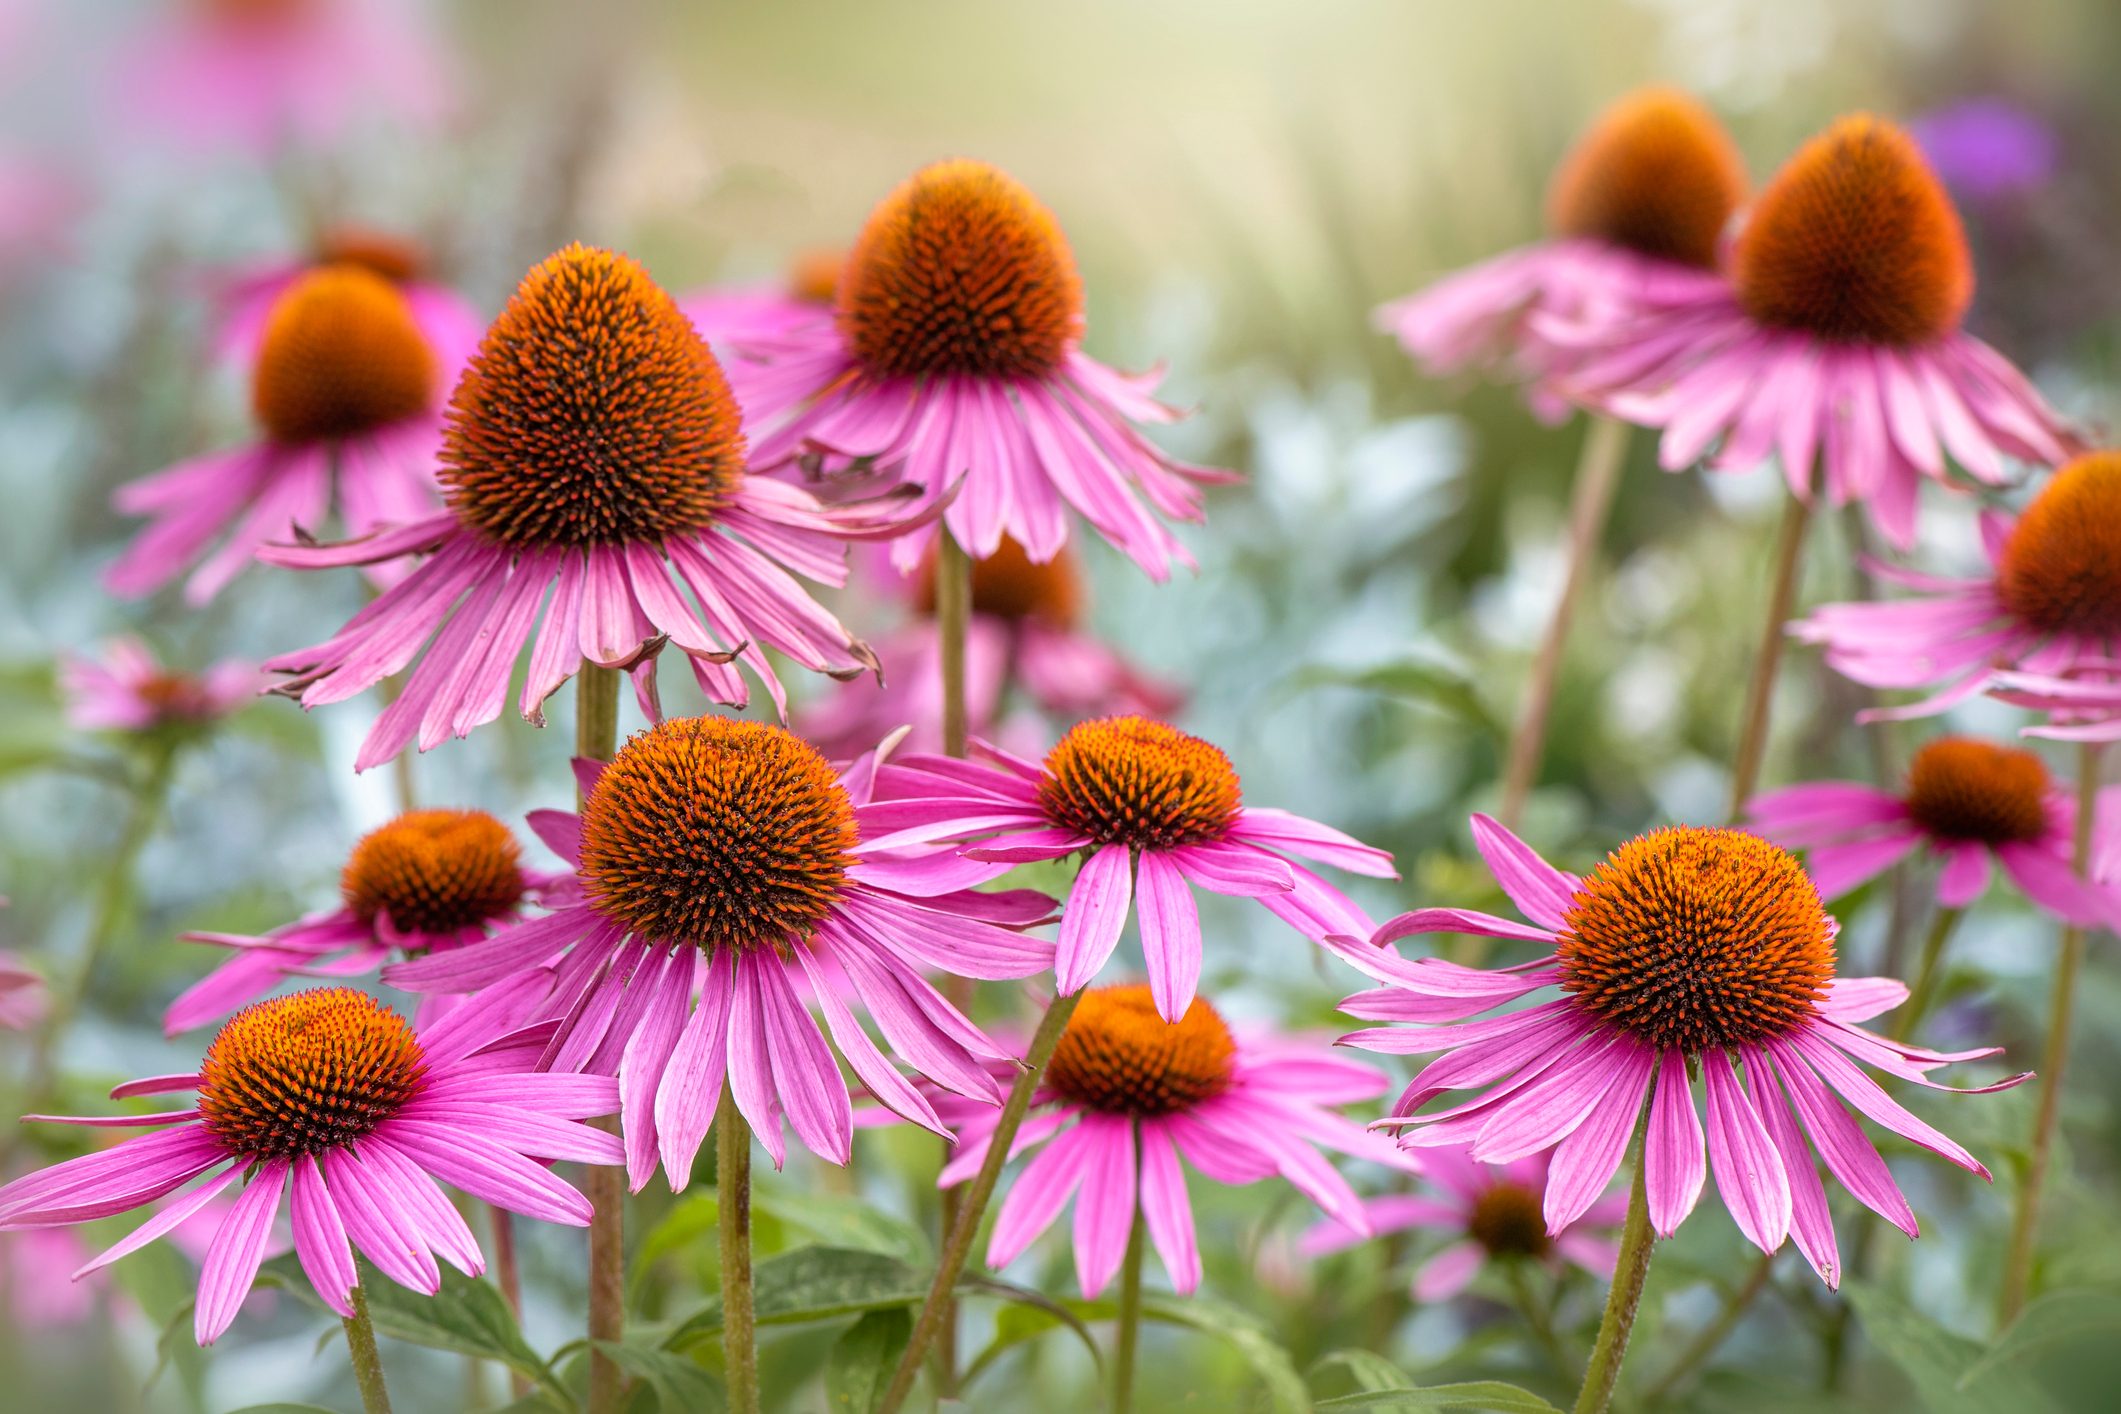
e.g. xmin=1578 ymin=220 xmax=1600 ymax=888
xmin=0 ymin=952 xmax=45 ymax=1030
xmin=106 ymin=263 xmax=458 ymax=604
xmin=860 ymin=716 xmax=1395 ymax=1022
xmin=209 ymin=224 xmax=482 ymax=379
xmin=799 ymin=535 xmax=1181 ymax=761
xmin=1377 ymin=87 xmax=1747 ymax=412
xmin=931 ymin=984 xmax=1406 ymax=1297
xmin=0 ymin=987 xmax=621 ymax=1344
xmin=166 ymin=808 xmax=575 ymax=1034
xmin=114 ymin=0 xmax=451 ymax=157
xmin=384 ymin=717 xmax=1056 ymax=1185
xmin=60 ymin=638 xmax=255 ymax=736
xmin=731 ymin=159 xmax=1234 ymax=581
xmin=1556 ymin=114 xmax=2079 ymax=549
xmin=1796 ymin=451 xmax=2121 ymax=717
xmin=680 ymin=248 xmax=842 ymax=355
xmin=1749 ymin=737 xmax=2121 ymax=925
xmin=261 ymin=244 xmax=915 ymax=771
xmin=1302 ymin=1145 xmax=1623 ymax=1301
xmin=1332 ymin=816 xmax=2026 ymax=1287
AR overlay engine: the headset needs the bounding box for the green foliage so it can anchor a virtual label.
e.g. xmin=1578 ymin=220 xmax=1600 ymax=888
xmin=665 ymin=1246 xmax=928 ymax=1350
xmin=1843 ymin=1282 xmax=2063 ymax=1414
xmin=824 ymin=1309 xmax=911 ymax=1413
xmin=1314 ymin=1384 xmax=1561 ymax=1412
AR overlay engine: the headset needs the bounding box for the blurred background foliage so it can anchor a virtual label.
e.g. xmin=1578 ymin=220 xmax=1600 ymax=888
xmin=5 ymin=0 xmax=2121 ymax=1409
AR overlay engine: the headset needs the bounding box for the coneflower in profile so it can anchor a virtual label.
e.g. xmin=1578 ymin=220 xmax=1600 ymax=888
xmin=729 ymin=159 xmax=1235 ymax=580
xmin=0 ymin=988 xmax=620 ymax=1344
xmin=107 ymin=262 xmax=460 ymax=603
xmin=1558 ymin=114 xmax=2079 ymax=549
xmin=260 ymin=244 xmax=922 ymax=769
xmin=166 ymin=807 xmax=575 ymax=1033
xmin=385 ymin=717 xmax=1056 ymax=1184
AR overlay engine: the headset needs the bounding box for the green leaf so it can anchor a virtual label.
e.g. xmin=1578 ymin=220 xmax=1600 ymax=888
xmin=1311 ymin=1347 xmax=1418 ymax=1392
xmin=1131 ymin=1293 xmax=1308 ymax=1414
xmin=1959 ymin=1286 xmax=2121 ymax=1389
xmin=825 ymin=1309 xmax=911 ymax=1413
xmin=1284 ymin=659 xmax=1500 ymax=738
xmin=1843 ymin=1281 xmax=2062 ymax=1414
xmin=1314 ymin=1384 xmax=1560 ymax=1412
xmin=957 ymin=1276 xmax=1104 ymax=1386
xmin=592 ymin=1340 xmax=725 ymax=1413
xmin=667 ymin=1247 xmax=927 ymax=1350
xmin=756 ymin=1188 xmax=931 ymax=1265
xmin=227 ymin=1406 xmax=348 ymax=1413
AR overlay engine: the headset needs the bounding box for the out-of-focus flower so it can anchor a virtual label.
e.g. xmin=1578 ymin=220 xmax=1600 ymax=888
xmin=1795 ymin=451 xmax=2121 ymax=722
xmin=0 ymin=952 xmax=46 ymax=1031
xmin=798 ymin=536 xmax=1182 ymax=761
xmin=1303 ymin=1145 xmax=1623 ymax=1301
xmin=1377 ymin=87 xmax=1747 ymax=418
xmin=1556 ymin=114 xmax=2080 ymax=549
xmin=112 ymin=0 xmax=451 ymax=157
xmin=260 ymin=245 xmax=921 ymax=770
xmin=208 ymin=224 xmax=482 ymax=379
xmin=732 ymin=159 xmax=1236 ymax=581
xmin=1332 ymin=816 xmax=2027 ymax=1287
xmin=106 ymin=264 xmax=462 ymax=603
xmin=0 ymin=152 xmax=79 ymax=280
xmin=1749 ymin=737 xmax=2121 ymax=925
xmin=1910 ymin=99 xmax=2059 ymax=205
xmin=166 ymin=808 xmax=574 ymax=1034
xmin=862 ymin=717 xmax=1396 ymax=1021
xmin=680 ymin=248 xmax=842 ymax=377
xmin=60 ymin=638 xmax=255 ymax=735
xmin=933 ymin=984 xmax=1408 ymax=1297
xmin=384 ymin=718 xmax=1056 ymax=1184
xmin=0 ymin=988 xmax=621 ymax=1344
xmin=0 ymin=1228 xmax=105 ymax=1329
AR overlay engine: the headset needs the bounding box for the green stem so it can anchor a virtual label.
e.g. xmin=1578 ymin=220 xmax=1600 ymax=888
xmin=577 ymin=665 xmax=627 ymax=1414
xmin=1999 ymin=742 xmax=2103 ymax=1323
xmin=876 ymin=989 xmax=1085 ymax=1414
xmin=936 ymin=527 xmax=973 ymax=760
xmin=718 ymin=1083 xmax=759 ymax=1414
xmin=1113 ymin=1204 xmax=1146 ymax=1414
xmin=489 ymin=1205 xmax=529 ymax=1398
xmin=1506 ymin=1258 xmax=1570 ymax=1381
xmin=1573 ymin=1126 xmax=1656 ymax=1414
xmin=1726 ymin=493 xmax=1813 ymax=824
xmin=344 ymin=1283 xmax=396 ymax=1414
xmin=1890 ymin=906 xmax=1965 ymax=1044
xmin=1640 ymin=1249 xmax=1774 ymax=1405
xmin=1497 ymin=414 xmax=1629 ymax=833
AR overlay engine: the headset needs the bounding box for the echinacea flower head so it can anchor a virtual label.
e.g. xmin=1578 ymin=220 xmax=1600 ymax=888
xmin=1796 ymin=450 xmax=2121 ymax=720
xmin=927 ymin=984 xmax=1406 ymax=1297
xmin=1377 ymin=86 xmax=1746 ymax=410
xmin=1749 ymin=737 xmax=2121 ymax=926
xmin=60 ymin=637 xmax=255 ymax=738
xmin=211 ymin=223 xmax=483 ymax=380
xmin=383 ymin=717 xmax=1056 ymax=1185
xmin=733 ymin=158 xmax=1235 ymax=581
xmin=261 ymin=245 xmax=917 ymax=770
xmin=1557 ymin=114 xmax=2079 ymax=549
xmin=1332 ymin=816 xmax=2028 ymax=1288
xmin=166 ymin=808 xmax=574 ymax=1034
xmin=798 ymin=535 xmax=1181 ymax=760
xmin=107 ymin=264 xmax=458 ymax=604
xmin=862 ymin=715 xmax=1395 ymax=1021
xmin=114 ymin=0 xmax=452 ymax=158
xmin=1302 ymin=1144 xmax=1625 ymax=1301
xmin=0 ymin=987 xmax=621 ymax=1344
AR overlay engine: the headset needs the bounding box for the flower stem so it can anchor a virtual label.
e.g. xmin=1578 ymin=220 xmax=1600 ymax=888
xmin=344 ymin=1282 xmax=396 ymax=1414
xmin=718 ymin=1082 xmax=759 ymax=1414
xmin=577 ymin=665 xmax=627 ymax=1414
xmin=1113 ymin=1205 xmax=1146 ymax=1414
xmin=1726 ymin=493 xmax=1813 ymax=824
xmin=1639 ymin=1248 xmax=1774 ymax=1405
xmin=876 ymin=989 xmax=1085 ymax=1414
xmin=1573 ymin=1125 xmax=1656 ymax=1414
xmin=489 ymin=1205 xmax=529 ymax=1397
xmin=1498 ymin=414 xmax=1629 ymax=832
xmin=1890 ymin=906 xmax=1964 ymax=1044
xmin=1999 ymin=741 xmax=2103 ymax=1323
xmin=937 ymin=527 xmax=974 ymax=759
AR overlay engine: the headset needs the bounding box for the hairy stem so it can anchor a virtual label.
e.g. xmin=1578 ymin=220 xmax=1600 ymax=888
xmin=1891 ymin=906 xmax=1965 ymax=1044
xmin=1573 ymin=1127 xmax=1655 ymax=1414
xmin=1498 ymin=414 xmax=1629 ymax=831
xmin=577 ymin=665 xmax=627 ymax=1414
xmin=876 ymin=989 xmax=1085 ymax=1414
xmin=1999 ymin=742 xmax=2103 ymax=1323
xmin=344 ymin=1283 xmax=396 ymax=1414
xmin=932 ymin=525 xmax=976 ymax=1388
xmin=1113 ymin=1205 xmax=1146 ymax=1414
xmin=1726 ymin=494 xmax=1813 ymax=823
xmin=719 ymin=1083 xmax=759 ymax=1414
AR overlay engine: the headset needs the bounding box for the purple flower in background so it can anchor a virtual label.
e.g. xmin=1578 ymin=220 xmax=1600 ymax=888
xmin=1910 ymin=99 xmax=2059 ymax=204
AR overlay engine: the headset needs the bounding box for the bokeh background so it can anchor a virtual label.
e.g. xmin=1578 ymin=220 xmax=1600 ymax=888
xmin=4 ymin=1 xmax=2121 ymax=1409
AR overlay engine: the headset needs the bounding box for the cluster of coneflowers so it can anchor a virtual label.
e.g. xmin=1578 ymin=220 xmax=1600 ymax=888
xmin=3 ymin=33 xmax=2110 ymax=1414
